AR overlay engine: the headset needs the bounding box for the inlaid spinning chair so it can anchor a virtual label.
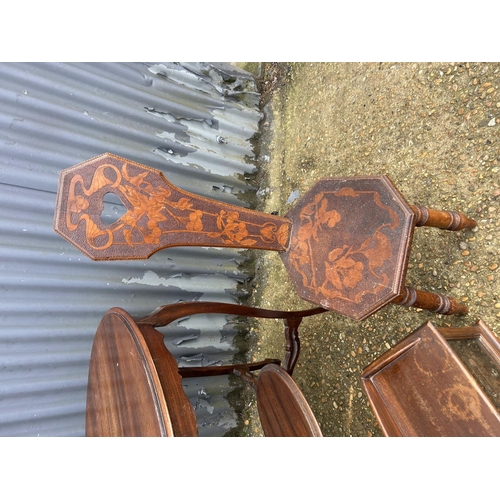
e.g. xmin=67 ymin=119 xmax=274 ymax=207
xmin=86 ymin=303 xmax=324 ymax=437
xmin=55 ymin=153 xmax=477 ymax=320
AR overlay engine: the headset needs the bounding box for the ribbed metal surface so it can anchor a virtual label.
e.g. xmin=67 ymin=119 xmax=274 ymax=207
xmin=0 ymin=62 xmax=262 ymax=436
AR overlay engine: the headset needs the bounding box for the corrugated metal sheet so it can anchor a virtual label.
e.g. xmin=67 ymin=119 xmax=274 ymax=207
xmin=0 ymin=62 xmax=263 ymax=436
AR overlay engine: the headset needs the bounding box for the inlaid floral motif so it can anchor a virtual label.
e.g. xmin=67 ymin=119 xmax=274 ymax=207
xmin=324 ymin=250 xmax=364 ymax=290
xmin=286 ymin=186 xmax=398 ymax=305
xmin=186 ymin=210 xmax=203 ymax=232
xmin=64 ymin=159 xmax=290 ymax=254
xmin=287 ymin=193 xmax=342 ymax=287
xmin=70 ymin=195 xmax=89 ymax=213
xmin=208 ymin=209 xmax=257 ymax=246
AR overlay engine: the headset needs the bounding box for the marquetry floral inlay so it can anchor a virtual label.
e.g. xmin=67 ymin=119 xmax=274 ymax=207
xmin=286 ymin=187 xmax=399 ymax=305
xmin=65 ymin=160 xmax=290 ymax=253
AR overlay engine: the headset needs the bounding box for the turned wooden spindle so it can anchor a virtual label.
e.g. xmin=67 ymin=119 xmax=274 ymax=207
xmin=410 ymin=205 xmax=477 ymax=231
xmin=392 ymin=285 xmax=468 ymax=315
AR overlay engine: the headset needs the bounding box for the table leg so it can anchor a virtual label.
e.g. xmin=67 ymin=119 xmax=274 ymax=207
xmin=410 ymin=205 xmax=477 ymax=231
xmin=284 ymin=317 xmax=303 ymax=375
xmin=392 ymin=285 xmax=468 ymax=315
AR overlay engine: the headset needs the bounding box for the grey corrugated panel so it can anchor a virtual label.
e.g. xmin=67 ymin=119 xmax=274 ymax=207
xmin=0 ymin=62 xmax=262 ymax=436
xmin=0 ymin=62 xmax=259 ymax=199
xmin=183 ymin=375 xmax=244 ymax=436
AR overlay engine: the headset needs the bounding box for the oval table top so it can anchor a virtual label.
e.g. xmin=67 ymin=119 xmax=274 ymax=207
xmin=86 ymin=308 xmax=197 ymax=437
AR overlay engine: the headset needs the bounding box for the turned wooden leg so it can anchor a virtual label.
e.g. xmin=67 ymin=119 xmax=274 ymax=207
xmin=392 ymin=285 xmax=468 ymax=315
xmin=283 ymin=317 xmax=303 ymax=376
xmin=410 ymin=205 xmax=477 ymax=231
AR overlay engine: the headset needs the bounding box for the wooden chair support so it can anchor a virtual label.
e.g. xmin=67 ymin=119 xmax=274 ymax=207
xmin=232 ymin=365 xmax=258 ymax=391
xmin=178 ymin=359 xmax=280 ymax=379
xmin=391 ymin=285 xmax=468 ymax=316
xmin=146 ymin=302 xmax=324 ymax=436
xmin=387 ymin=205 xmax=476 ymax=316
xmin=410 ymin=204 xmax=477 ymax=231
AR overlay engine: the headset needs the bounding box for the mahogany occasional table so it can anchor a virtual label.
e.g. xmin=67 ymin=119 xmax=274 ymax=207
xmin=86 ymin=306 xmax=322 ymax=437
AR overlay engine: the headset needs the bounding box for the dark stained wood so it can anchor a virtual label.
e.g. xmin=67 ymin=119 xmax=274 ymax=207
xmin=53 ymin=153 xmax=291 ymax=260
xmin=440 ymin=321 xmax=500 ymax=408
xmin=280 ymin=176 xmax=416 ymax=320
xmin=55 ymin=154 xmax=477 ymax=321
xmin=137 ymin=301 xmax=327 ymax=375
xmin=232 ymin=366 xmax=258 ymax=391
xmin=86 ymin=307 xmax=197 ymax=437
xmin=283 ymin=316 xmax=303 ymax=376
xmin=360 ymin=321 xmax=500 ymax=437
xmin=256 ymin=364 xmax=322 ymax=437
xmin=87 ymin=304 xmax=324 ymax=437
xmin=136 ymin=324 xmax=199 ymax=437
xmin=178 ymin=359 xmax=280 ymax=378
xmin=438 ymin=320 xmax=500 ymax=368
xmin=392 ymin=285 xmax=468 ymax=315
xmin=411 ymin=204 xmax=477 ymax=231
xmin=137 ymin=301 xmax=327 ymax=326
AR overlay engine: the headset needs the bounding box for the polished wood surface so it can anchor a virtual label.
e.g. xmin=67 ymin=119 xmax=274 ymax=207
xmin=54 ymin=153 xmax=291 ymax=260
xmin=87 ymin=304 xmax=324 ymax=437
xmin=438 ymin=320 xmax=500 ymax=367
xmin=55 ymin=153 xmax=476 ymax=320
xmin=137 ymin=301 xmax=327 ymax=375
xmin=136 ymin=323 xmax=199 ymax=436
xmin=361 ymin=321 xmax=500 ymax=437
xmin=256 ymin=364 xmax=322 ymax=437
xmin=86 ymin=308 xmax=197 ymax=437
xmin=440 ymin=320 xmax=500 ymax=409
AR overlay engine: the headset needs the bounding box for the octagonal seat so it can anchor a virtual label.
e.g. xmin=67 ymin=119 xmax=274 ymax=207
xmin=280 ymin=176 xmax=415 ymax=320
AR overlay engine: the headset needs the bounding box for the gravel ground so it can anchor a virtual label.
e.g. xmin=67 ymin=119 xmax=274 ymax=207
xmin=238 ymin=62 xmax=500 ymax=437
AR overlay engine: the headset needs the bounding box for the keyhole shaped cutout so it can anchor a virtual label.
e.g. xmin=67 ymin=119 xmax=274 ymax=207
xmin=101 ymin=192 xmax=127 ymax=225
